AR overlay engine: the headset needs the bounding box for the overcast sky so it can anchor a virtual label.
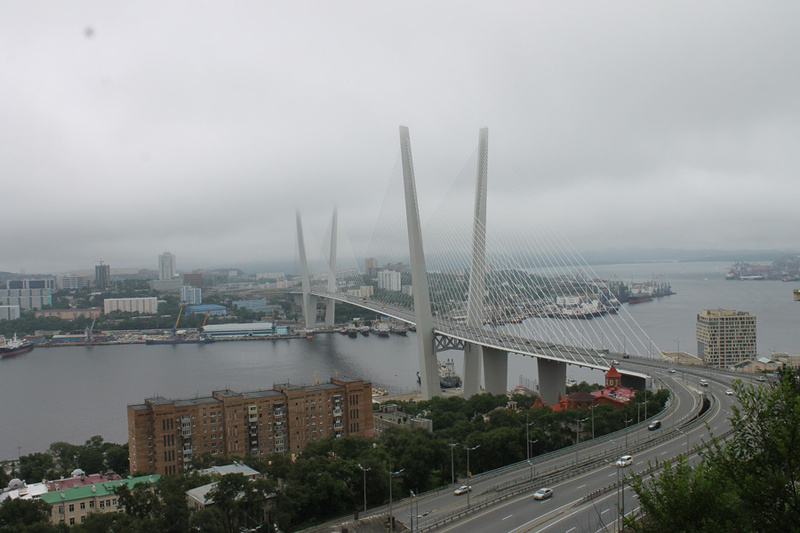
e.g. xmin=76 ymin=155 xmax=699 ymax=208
xmin=2 ymin=2 xmax=799 ymax=275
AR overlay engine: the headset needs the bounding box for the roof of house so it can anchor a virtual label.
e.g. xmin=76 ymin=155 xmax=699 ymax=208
xmin=40 ymin=475 xmax=159 ymax=504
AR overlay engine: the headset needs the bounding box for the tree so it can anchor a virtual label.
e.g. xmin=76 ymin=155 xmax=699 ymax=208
xmin=627 ymin=368 xmax=800 ymax=532
xmin=18 ymin=453 xmax=55 ymax=483
xmin=0 ymin=499 xmax=53 ymax=530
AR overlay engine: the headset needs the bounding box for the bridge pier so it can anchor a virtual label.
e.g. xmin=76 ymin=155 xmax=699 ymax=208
xmin=462 ymin=343 xmax=481 ymax=397
xmin=482 ymin=346 xmax=508 ymax=395
xmin=537 ymin=358 xmax=567 ymax=405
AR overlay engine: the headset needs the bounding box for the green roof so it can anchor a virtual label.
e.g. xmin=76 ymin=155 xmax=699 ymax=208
xmin=40 ymin=475 xmax=160 ymax=504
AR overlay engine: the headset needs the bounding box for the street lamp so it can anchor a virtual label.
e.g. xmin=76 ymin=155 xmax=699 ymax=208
xmin=449 ymin=442 xmax=459 ymax=485
xmin=409 ymin=490 xmax=415 ymax=533
xmin=617 ymin=461 xmax=629 ymax=531
xmin=387 ymin=466 xmax=404 ymax=530
xmin=465 ymin=444 xmax=480 ymax=508
xmin=574 ymin=417 xmax=588 ymax=463
xmin=525 ymin=417 xmax=536 ymax=460
xmin=624 ymin=418 xmax=633 ymax=448
xmin=527 ymin=439 xmax=539 ymax=481
xmin=357 ymin=463 xmax=370 ymax=517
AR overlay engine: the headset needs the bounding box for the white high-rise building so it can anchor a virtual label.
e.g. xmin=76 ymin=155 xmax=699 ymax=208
xmin=378 ymin=270 xmax=402 ymax=292
xmin=158 ymin=252 xmax=176 ymax=281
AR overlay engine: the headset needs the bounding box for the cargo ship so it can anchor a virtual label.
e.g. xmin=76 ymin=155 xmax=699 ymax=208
xmin=1 ymin=334 xmax=34 ymax=358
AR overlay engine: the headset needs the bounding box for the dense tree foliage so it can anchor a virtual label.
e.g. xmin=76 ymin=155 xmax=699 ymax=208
xmin=14 ymin=437 xmax=128 ymax=485
xmin=627 ymin=367 xmax=800 ymax=532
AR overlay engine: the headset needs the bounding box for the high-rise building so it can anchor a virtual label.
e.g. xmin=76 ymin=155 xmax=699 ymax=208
xmin=180 ymin=285 xmax=202 ymax=305
xmin=696 ymin=308 xmax=757 ymax=368
xmin=158 ymin=252 xmax=176 ymax=281
xmin=127 ymin=378 xmax=373 ymax=476
xmin=95 ymin=263 xmax=110 ymax=289
xmin=365 ymin=257 xmax=378 ymax=277
xmin=0 ymin=289 xmax=52 ymax=310
xmin=378 ymin=270 xmax=401 ymax=292
xmin=7 ymin=279 xmax=55 ymax=290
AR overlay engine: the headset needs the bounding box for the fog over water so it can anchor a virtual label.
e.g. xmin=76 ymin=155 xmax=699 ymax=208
xmin=2 ymin=262 xmax=797 ymax=460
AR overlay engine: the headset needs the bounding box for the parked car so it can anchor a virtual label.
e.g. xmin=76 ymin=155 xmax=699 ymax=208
xmin=533 ymin=487 xmax=554 ymax=500
xmin=454 ymin=485 xmax=471 ymax=495
xmin=615 ymin=455 xmax=633 ymax=467
xmin=648 ymin=420 xmax=662 ymax=431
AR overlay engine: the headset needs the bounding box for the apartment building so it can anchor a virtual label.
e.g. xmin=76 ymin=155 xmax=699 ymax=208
xmin=696 ymin=308 xmax=757 ymax=368
xmin=127 ymin=378 xmax=373 ymax=476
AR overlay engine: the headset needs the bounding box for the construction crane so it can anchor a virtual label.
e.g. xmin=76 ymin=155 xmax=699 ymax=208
xmin=172 ymin=307 xmax=183 ymax=335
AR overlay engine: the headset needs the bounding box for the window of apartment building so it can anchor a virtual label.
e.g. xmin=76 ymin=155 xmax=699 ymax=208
xmin=80 ymin=502 xmax=85 ymax=510
xmin=89 ymin=501 xmax=94 ymax=508
xmin=100 ymin=501 xmax=105 ymax=509
xmin=69 ymin=504 xmax=74 ymax=512
xmin=69 ymin=518 xmax=75 ymax=525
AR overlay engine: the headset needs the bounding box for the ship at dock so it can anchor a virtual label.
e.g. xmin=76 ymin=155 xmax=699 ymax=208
xmin=1 ymin=334 xmax=34 ymax=358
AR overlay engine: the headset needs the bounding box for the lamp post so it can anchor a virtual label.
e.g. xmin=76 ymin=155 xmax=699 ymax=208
xmin=624 ymin=418 xmax=632 ymax=448
xmin=465 ymin=444 xmax=480 ymax=508
xmin=357 ymin=463 xmax=370 ymax=517
xmin=525 ymin=417 xmax=536 ymax=460
xmin=590 ymin=402 xmax=596 ymax=440
xmin=387 ymin=466 xmax=404 ymax=530
xmin=449 ymin=442 xmax=459 ymax=485
xmin=409 ymin=490 xmax=415 ymax=533
xmin=527 ymin=438 xmax=538 ymax=481
xmin=617 ymin=461 xmax=629 ymax=531
xmin=574 ymin=417 xmax=588 ymax=463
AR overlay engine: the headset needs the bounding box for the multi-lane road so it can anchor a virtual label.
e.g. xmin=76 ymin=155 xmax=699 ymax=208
xmin=404 ymin=360 xmax=751 ymax=533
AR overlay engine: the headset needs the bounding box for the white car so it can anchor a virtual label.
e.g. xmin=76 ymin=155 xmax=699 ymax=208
xmin=615 ymin=455 xmax=633 ymax=467
xmin=668 ymin=368 xmax=677 ymax=374
xmin=726 ymin=389 xmax=734 ymax=396
xmin=454 ymin=485 xmax=471 ymax=495
xmin=533 ymin=487 xmax=554 ymax=500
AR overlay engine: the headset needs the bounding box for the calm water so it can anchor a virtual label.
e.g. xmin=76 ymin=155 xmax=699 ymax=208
xmin=1 ymin=262 xmax=797 ymax=459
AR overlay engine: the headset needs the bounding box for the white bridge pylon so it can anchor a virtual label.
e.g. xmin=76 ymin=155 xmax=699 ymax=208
xmin=296 ymin=126 xmax=643 ymax=403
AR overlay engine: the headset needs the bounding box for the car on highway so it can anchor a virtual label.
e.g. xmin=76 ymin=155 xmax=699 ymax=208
xmin=668 ymin=368 xmax=677 ymax=373
xmin=454 ymin=485 xmax=471 ymax=495
xmin=533 ymin=487 xmax=554 ymax=500
xmin=726 ymin=389 xmax=734 ymax=396
xmin=648 ymin=420 xmax=662 ymax=431
xmin=756 ymin=376 xmax=766 ymax=382
xmin=700 ymin=378 xmax=709 ymax=387
xmin=615 ymin=455 xmax=633 ymax=467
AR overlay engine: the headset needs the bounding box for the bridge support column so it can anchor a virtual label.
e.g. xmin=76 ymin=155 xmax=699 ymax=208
xmin=400 ymin=126 xmax=441 ymax=400
xmin=462 ymin=343 xmax=482 ymax=397
xmin=464 ymin=127 xmax=490 ymax=399
xmin=324 ymin=208 xmax=338 ymax=327
xmin=537 ymin=359 xmax=567 ymax=405
xmin=296 ymin=211 xmax=315 ymax=330
xmin=482 ymin=346 xmax=508 ymax=395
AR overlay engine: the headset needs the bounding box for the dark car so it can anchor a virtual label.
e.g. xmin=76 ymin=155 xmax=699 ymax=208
xmin=648 ymin=420 xmax=662 ymax=431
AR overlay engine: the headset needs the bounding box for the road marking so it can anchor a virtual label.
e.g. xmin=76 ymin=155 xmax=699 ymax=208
xmin=661 ymin=450 xmax=668 ymax=455
xmin=566 ymin=527 xmax=576 ymax=533
xmin=576 ymin=484 xmax=586 ymax=489
xmin=608 ymin=472 xmax=617 ymax=477
xmin=601 ymin=508 xmax=609 ymax=514
xmin=502 ymin=514 xmax=513 ymax=521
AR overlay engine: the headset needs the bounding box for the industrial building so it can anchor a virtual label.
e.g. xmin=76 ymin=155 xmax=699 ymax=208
xmin=127 ymin=378 xmax=373 ymax=476
xmin=696 ymin=308 xmax=757 ymax=368
xmin=202 ymin=322 xmax=287 ymax=338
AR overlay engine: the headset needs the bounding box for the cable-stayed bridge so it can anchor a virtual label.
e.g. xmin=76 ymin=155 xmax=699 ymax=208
xmin=296 ymin=126 xmax=659 ymax=403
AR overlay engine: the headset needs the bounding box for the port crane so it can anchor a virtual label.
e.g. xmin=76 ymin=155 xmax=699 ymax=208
xmin=85 ymin=317 xmax=96 ymax=343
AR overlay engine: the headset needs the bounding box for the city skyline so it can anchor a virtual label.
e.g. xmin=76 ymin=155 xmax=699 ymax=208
xmin=2 ymin=3 xmax=799 ymax=274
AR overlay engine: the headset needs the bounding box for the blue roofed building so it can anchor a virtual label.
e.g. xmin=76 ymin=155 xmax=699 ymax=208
xmin=185 ymin=304 xmax=227 ymax=317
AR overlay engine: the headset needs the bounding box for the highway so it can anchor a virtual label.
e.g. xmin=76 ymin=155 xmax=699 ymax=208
xmin=405 ymin=362 xmax=749 ymax=532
